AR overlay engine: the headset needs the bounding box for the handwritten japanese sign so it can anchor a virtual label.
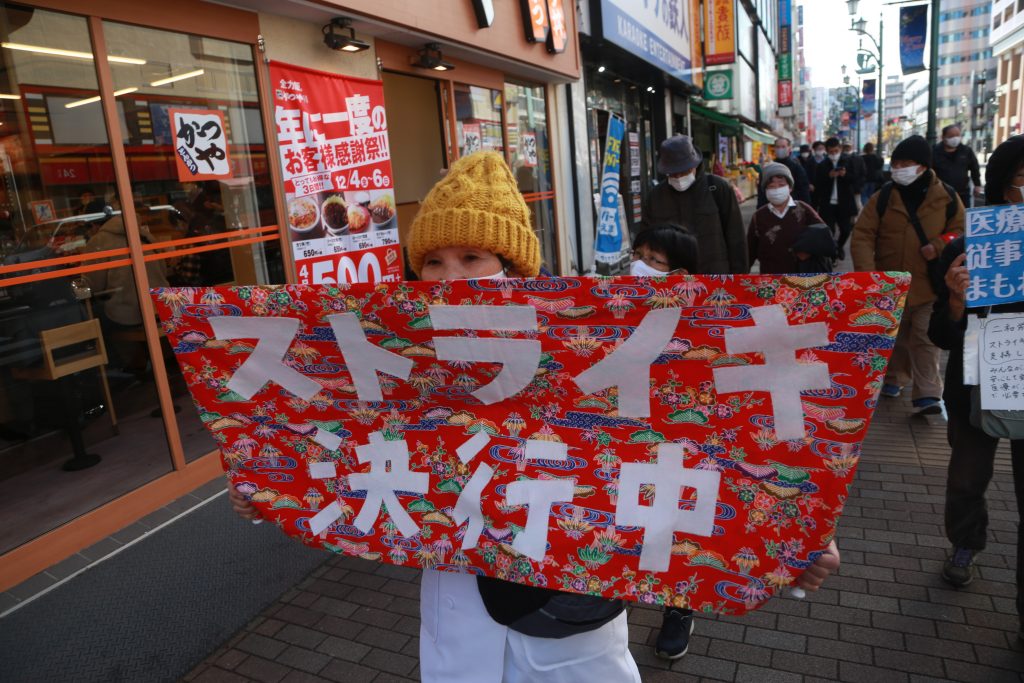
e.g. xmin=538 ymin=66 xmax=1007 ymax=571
xmin=154 ymin=273 xmax=907 ymax=614
xmin=965 ymin=205 xmax=1024 ymax=307
xmin=269 ymin=62 xmax=401 ymax=287
xmin=170 ymin=108 xmax=231 ymax=182
xmin=521 ymin=132 xmax=538 ymax=168
xmin=980 ymin=314 xmax=1024 ymax=410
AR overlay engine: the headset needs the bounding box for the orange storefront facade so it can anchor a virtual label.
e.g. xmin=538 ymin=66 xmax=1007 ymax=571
xmin=0 ymin=0 xmax=580 ymax=590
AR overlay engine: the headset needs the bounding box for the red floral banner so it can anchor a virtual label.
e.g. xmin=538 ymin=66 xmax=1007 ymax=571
xmin=153 ymin=273 xmax=908 ymax=614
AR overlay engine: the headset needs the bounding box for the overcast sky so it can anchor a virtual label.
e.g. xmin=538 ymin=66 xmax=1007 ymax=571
xmin=801 ymin=0 xmax=925 ymax=92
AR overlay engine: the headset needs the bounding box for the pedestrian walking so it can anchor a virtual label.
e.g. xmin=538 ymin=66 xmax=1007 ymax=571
xmin=800 ymin=143 xmax=819 ymax=192
xmin=929 ymin=135 xmax=1024 ymax=629
xmin=851 ymin=135 xmax=964 ymax=415
xmin=860 ymin=142 xmax=885 ymax=206
xmin=748 ymin=162 xmax=830 ymax=274
xmin=933 ymin=124 xmax=983 ymax=209
xmin=643 ymin=135 xmax=748 ymax=274
xmin=756 ymin=137 xmax=811 ymax=207
xmin=813 ymin=137 xmax=858 ymax=260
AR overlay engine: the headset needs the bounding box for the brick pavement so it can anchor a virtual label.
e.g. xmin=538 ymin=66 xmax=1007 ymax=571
xmin=184 ymin=393 xmax=1023 ymax=683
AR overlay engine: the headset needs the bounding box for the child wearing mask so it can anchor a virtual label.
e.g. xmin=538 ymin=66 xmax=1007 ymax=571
xmin=230 ymin=151 xmax=839 ymax=680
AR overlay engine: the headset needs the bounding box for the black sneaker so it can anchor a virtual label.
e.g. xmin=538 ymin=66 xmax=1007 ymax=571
xmin=655 ymin=607 xmax=695 ymax=660
xmin=941 ymin=547 xmax=976 ymax=587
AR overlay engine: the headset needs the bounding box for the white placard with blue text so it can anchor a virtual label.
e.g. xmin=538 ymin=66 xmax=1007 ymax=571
xmin=600 ymin=0 xmax=693 ymax=82
xmin=965 ymin=205 xmax=1024 ymax=307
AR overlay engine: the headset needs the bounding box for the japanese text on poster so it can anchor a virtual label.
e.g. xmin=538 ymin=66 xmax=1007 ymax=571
xmin=154 ymin=272 xmax=908 ymax=614
xmin=980 ymin=315 xmax=1024 ymax=410
xmin=965 ymin=205 xmax=1024 ymax=307
xmin=594 ymin=114 xmax=625 ymax=265
xmin=269 ymin=62 xmax=401 ymax=286
xmin=170 ymin=108 xmax=232 ymax=182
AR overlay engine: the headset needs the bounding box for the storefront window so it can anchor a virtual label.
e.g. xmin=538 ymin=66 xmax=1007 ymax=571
xmin=504 ymin=82 xmax=557 ymax=273
xmin=101 ymin=20 xmax=284 ymax=462
xmin=0 ymin=5 xmax=173 ymax=554
xmin=454 ymin=84 xmax=503 ymax=156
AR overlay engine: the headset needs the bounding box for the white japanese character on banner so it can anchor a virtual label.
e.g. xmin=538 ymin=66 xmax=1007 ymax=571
xmin=348 ymin=432 xmax=430 ymax=538
xmin=997 ymin=204 xmax=1024 ymax=234
xmin=713 ymin=305 xmax=831 ymax=441
xmin=275 ymin=107 xmax=304 ymax=145
xmin=326 ymin=313 xmax=414 ymax=401
xmin=429 ymin=305 xmax=541 ymax=405
xmin=505 ymin=440 xmax=574 ymax=561
xmin=615 ymin=443 xmax=721 ymax=572
xmin=209 ymin=317 xmax=320 ymax=400
xmin=995 ymin=239 xmax=1023 ymax=268
xmin=966 ymin=210 xmax=995 ymax=237
xmin=451 ymin=432 xmax=495 ymax=550
xmin=574 ymin=308 xmax=681 ymax=417
xmin=346 ymin=94 xmax=373 ymax=136
xmin=967 ymin=242 xmax=992 ymax=270
xmin=966 ymin=275 xmax=988 ymax=302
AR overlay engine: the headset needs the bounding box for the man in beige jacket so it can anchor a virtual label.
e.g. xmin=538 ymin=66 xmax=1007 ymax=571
xmin=851 ymin=135 xmax=964 ymax=415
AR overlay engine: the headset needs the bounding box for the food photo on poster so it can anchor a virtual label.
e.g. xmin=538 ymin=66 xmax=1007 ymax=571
xmin=152 ymin=271 xmax=909 ymax=614
xmin=270 ymin=61 xmax=401 ymax=286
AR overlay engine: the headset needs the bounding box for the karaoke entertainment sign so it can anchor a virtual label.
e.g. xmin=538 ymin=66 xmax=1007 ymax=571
xmin=153 ymin=273 xmax=907 ymax=614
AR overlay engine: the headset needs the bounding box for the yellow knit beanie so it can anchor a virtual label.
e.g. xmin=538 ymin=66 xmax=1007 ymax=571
xmin=407 ymin=151 xmax=541 ymax=277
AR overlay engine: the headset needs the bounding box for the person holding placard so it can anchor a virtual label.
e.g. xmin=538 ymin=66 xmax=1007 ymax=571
xmin=929 ymin=136 xmax=1024 ymax=638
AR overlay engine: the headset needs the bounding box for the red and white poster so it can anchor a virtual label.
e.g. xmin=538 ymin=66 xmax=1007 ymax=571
xmin=154 ymin=272 xmax=908 ymax=614
xmin=170 ymin=108 xmax=232 ymax=182
xmin=269 ymin=62 xmax=401 ymax=285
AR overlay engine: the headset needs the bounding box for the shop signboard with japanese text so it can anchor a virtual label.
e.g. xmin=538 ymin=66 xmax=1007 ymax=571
xmin=594 ymin=114 xmax=625 ymax=265
xmin=269 ymin=62 xmax=401 ymax=286
xmin=154 ymin=272 xmax=908 ymax=614
xmin=600 ymin=0 xmax=693 ymax=82
xmin=170 ymin=108 xmax=232 ymax=182
xmin=704 ymin=0 xmax=735 ymax=66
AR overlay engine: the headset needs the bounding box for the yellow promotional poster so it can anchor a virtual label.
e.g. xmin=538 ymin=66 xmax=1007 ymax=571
xmin=705 ymin=0 xmax=736 ymax=66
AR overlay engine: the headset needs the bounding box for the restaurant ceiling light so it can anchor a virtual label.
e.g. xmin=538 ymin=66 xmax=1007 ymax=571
xmin=65 ymin=87 xmax=138 ymax=109
xmin=412 ymin=43 xmax=455 ymax=72
xmin=322 ymin=18 xmax=370 ymax=53
xmin=1 ymin=42 xmax=146 ymax=65
xmin=597 ymin=66 xmax=606 ymax=73
xmin=150 ymin=69 xmax=205 ymax=87
xmin=0 ymin=93 xmax=19 ymax=100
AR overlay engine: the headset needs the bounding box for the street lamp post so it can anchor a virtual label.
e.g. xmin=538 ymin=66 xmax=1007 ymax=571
xmin=847 ymin=0 xmax=883 ymax=152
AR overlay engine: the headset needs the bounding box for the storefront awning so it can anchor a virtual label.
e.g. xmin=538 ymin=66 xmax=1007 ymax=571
xmin=689 ymin=103 xmax=742 ymax=136
xmin=742 ymin=124 xmax=777 ymax=144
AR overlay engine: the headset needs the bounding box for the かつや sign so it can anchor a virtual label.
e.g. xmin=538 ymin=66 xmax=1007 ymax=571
xmin=170 ymin=108 xmax=231 ymax=182
xmin=154 ymin=273 xmax=907 ymax=614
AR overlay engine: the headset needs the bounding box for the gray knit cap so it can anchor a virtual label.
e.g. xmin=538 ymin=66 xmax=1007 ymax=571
xmin=761 ymin=162 xmax=794 ymax=189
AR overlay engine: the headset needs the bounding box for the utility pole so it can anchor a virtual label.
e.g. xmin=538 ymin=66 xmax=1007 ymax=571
xmin=925 ymin=0 xmax=941 ymax=145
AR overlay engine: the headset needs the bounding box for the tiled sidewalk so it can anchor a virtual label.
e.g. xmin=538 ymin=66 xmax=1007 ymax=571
xmin=184 ymin=396 xmax=1023 ymax=683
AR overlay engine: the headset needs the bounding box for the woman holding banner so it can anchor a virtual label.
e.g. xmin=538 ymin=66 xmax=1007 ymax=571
xmin=230 ymin=151 xmax=840 ymax=681
xmin=929 ymin=136 xmax=1024 ymax=637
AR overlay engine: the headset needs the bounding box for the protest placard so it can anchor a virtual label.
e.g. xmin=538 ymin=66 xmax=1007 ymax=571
xmin=979 ymin=313 xmax=1024 ymax=410
xmin=965 ymin=205 xmax=1024 ymax=307
xmin=153 ymin=272 xmax=907 ymax=614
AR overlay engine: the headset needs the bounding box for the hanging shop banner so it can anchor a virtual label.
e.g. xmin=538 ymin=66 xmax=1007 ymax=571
xmin=600 ymin=0 xmax=694 ymax=82
xmin=704 ymin=70 xmax=734 ymax=101
xmin=777 ymin=0 xmax=793 ymax=108
xmin=594 ymin=114 xmax=626 ymax=265
xmin=899 ymin=5 xmax=928 ymax=76
xmin=862 ymin=79 xmax=877 ymax=117
xmin=170 ymin=108 xmax=232 ymax=182
xmin=965 ymin=205 xmax=1024 ymax=307
xmin=269 ymin=61 xmax=401 ymax=286
xmin=705 ymin=0 xmax=736 ymax=66
xmin=153 ymin=272 xmax=908 ymax=614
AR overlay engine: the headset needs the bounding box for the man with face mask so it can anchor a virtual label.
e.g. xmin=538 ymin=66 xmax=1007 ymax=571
xmin=851 ymin=135 xmax=964 ymax=415
xmin=642 ymin=135 xmax=747 ymax=274
xmin=756 ymin=137 xmax=811 ymax=208
xmin=933 ymin=125 xmax=982 ymax=208
xmin=813 ymin=137 xmax=858 ymax=260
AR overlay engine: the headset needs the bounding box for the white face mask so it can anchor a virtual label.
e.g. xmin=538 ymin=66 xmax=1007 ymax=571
xmin=775 ymin=147 xmax=789 ymax=159
xmin=828 ymin=153 xmax=841 ymax=163
xmin=945 ymin=136 xmax=961 ymax=148
xmin=630 ymin=258 xmax=669 ymax=277
xmin=668 ymin=173 xmax=696 ymax=192
xmin=891 ymin=165 xmax=923 ymax=186
xmin=477 ymin=269 xmax=507 ymax=280
xmin=800 ymin=152 xmax=810 ymax=159
xmin=766 ymin=186 xmax=791 ymax=205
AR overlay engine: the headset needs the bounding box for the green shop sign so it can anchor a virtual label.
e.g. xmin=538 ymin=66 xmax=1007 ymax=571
xmin=703 ymin=70 xmax=733 ymax=100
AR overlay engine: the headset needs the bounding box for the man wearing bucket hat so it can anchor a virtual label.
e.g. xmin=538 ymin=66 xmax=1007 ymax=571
xmin=643 ymin=135 xmax=747 ymax=274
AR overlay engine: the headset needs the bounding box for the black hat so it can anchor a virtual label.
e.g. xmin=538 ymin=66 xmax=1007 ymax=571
xmin=891 ymin=135 xmax=932 ymax=168
xmin=984 ymin=134 xmax=1024 ymax=206
xmin=657 ymin=135 xmax=703 ymax=175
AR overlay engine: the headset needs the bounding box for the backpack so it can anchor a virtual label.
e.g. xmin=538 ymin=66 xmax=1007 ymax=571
xmin=875 ymin=180 xmax=958 ymax=223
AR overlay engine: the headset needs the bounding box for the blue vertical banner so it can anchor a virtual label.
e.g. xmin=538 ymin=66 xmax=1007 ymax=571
xmin=899 ymin=5 xmax=928 ymax=76
xmin=965 ymin=205 xmax=1024 ymax=307
xmin=862 ymin=79 xmax=876 ymax=117
xmin=594 ymin=114 xmax=626 ymax=265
